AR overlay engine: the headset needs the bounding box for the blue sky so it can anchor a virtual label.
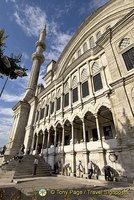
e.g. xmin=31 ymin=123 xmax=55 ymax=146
xmin=0 ymin=0 xmax=109 ymax=147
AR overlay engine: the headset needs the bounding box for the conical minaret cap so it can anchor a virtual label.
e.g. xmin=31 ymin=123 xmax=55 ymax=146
xmin=39 ymin=24 xmax=46 ymax=42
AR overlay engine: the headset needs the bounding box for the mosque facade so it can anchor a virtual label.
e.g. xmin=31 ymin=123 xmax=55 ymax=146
xmin=6 ymin=0 xmax=134 ymax=182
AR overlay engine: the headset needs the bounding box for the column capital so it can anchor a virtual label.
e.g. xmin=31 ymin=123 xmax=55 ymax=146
xmin=94 ymin=113 xmax=98 ymax=118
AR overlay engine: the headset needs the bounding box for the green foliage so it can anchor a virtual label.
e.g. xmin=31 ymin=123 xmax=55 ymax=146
xmin=0 ymin=28 xmax=27 ymax=79
xmin=0 ymin=29 xmax=8 ymax=56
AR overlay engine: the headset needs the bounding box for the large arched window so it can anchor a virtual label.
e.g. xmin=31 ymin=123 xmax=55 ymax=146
xmin=51 ymin=92 xmax=55 ymax=114
xmin=72 ymin=76 xmax=78 ymax=103
xmin=89 ymin=36 xmax=95 ymax=49
xmin=96 ymin=31 xmax=101 ymax=40
xmin=56 ymin=88 xmax=61 ymax=111
xmin=119 ymin=38 xmax=134 ymax=71
xmin=92 ymin=62 xmax=103 ymax=92
xmin=119 ymin=38 xmax=130 ymax=50
xmin=64 ymin=82 xmax=69 ymax=107
xmin=81 ymin=69 xmax=89 ymax=98
xmin=83 ymin=42 xmax=87 ymax=53
xmin=40 ymin=107 xmax=45 ymax=120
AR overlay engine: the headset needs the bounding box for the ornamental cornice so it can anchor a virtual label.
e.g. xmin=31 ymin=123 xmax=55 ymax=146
xmin=35 ymin=41 xmax=46 ymax=51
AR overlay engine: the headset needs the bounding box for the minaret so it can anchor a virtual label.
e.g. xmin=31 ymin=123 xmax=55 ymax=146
xmin=5 ymin=26 xmax=46 ymax=156
xmin=23 ymin=25 xmax=46 ymax=102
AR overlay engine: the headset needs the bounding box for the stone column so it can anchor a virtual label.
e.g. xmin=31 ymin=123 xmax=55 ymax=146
xmin=46 ymin=131 xmax=50 ymax=163
xmin=62 ymin=124 xmax=65 ymax=152
xmin=69 ymin=75 xmax=72 ymax=110
xmin=31 ymin=134 xmax=35 ymax=154
xmin=71 ymin=121 xmax=75 ymax=176
xmin=23 ymin=25 xmax=46 ymax=102
xmin=95 ymin=114 xmax=101 ymax=141
xmin=41 ymin=133 xmax=45 ymax=155
xmin=35 ymin=134 xmax=39 ymax=154
xmin=82 ymin=118 xmax=88 ymax=176
xmin=95 ymin=114 xmax=106 ymax=180
xmin=61 ymin=83 xmax=64 ymax=115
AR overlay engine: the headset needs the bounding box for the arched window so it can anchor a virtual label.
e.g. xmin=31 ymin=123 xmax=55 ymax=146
xmin=72 ymin=76 xmax=78 ymax=87
xmin=89 ymin=36 xmax=95 ymax=49
xmin=119 ymin=38 xmax=130 ymax=50
xmin=78 ymin=49 xmax=81 ymax=57
xmin=81 ymin=68 xmax=89 ymax=98
xmin=81 ymin=69 xmax=87 ymax=81
xmin=64 ymin=82 xmax=69 ymax=107
xmin=83 ymin=42 xmax=87 ymax=52
xmin=56 ymin=88 xmax=61 ymax=111
xmin=96 ymin=31 xmax=101 ymax=40
xmin=92 ymin=62 xmax=103 ymax=92
xmin=72 ymin=76 xmax=78 ymax=103
xmin=92 ymin=62 xmax=99 ymax=74
xmin=119 ymin=38 xmax=134 ymax=71
xmin=64 ymin=82 xmax=69 ymax=93
xmin=40 ymin=107 xmax=45 ymax=120
xmin=57 ymin=88 xmax=61 ymax=96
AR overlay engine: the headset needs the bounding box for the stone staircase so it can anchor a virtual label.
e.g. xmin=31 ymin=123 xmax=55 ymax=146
xmin=13 ymin=155 xmax=52 ymax=179
xmin=0 ymin=155 xmax=52 ymax=182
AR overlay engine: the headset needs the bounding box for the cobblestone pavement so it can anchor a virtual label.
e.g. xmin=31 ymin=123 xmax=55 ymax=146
xmin=0 ymin=175 xmax=134 ymax=200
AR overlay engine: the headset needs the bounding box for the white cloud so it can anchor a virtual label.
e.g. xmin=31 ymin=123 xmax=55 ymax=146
xmin=22 ymin=52 xmax=29 ymax=60
xmin=5 ymin=0 xmax=16 ymax=3
xmin=14 ymin=5 xmax=47 ymax=37
xmin=13 ymin=4 xmax=73 ymax=63
xmin=0 ymin=107 xmax=13 ymax=116
xmin=1 ymin=92 xmax=24 ymax=102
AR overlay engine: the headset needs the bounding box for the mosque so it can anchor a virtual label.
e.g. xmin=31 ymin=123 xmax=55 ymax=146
xmin=5 ymin=0 xmax=134 ymax=182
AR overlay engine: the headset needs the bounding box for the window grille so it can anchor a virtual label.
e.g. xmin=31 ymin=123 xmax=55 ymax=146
xmin=93 ymin=73 xmax=103 ymax=91
xmin=57 ymin=97 xmax=61 ymax=111
xmin=51 ymin=102 xmax=54 ymax=114
xmin=72 ymin=76 xmax=77 ymax=87
xmin=82 ymin=81 xmax=89 ymax=98
xmin=92 ymin=62 xmax=99 ymax=74
xmin=40 ymin=108 xmax=44 ymax=120
xmin=81 ymin=69 xmax=87 ymax=81
xmin=64 ymin=82 xmax=69 ymax=93
xmin=122 ymin=47 xmax=134 ymax=71
xmin=36 ymin=111 xmax=39 ymax=122
xmin=46 ymin=105 xmax=49 ymax=117
xmin=64 ymin=93 xmax=69 ymax=107
xmin=73 ymin=87 xmax=78 ymax=103
xmin=119 ymin=38 xmax=130 ymax=50
xmin=57 ymin=89 xmax=61 ymax=96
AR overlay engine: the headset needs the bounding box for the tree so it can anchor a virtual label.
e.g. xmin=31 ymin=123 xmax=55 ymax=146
xmin=0 ymin=29 xmax=27 ymax=79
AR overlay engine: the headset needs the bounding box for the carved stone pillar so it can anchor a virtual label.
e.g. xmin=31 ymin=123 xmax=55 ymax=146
xmin=82 ymin=118 xmax=88 ymax=176
xmin=95 ymin=114 xmax=101 ymax=141
xmin=41 ymin=133 xmax=45 ymax=155
xmin=35 ymin=134 xmax=39 ymax=154
xmin=71 ymin=122 xmax=75 ymax=176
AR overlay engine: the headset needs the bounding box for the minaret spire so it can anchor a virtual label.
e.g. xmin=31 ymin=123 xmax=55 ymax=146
xmin=23 ymin=25 xmax=46 ymax=102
